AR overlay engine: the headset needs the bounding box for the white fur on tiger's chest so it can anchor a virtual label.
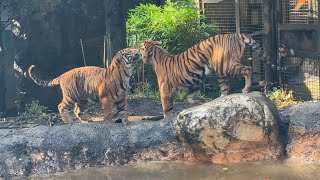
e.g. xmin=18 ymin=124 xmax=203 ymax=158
xmin=204 ymin=65 xmax=212 ymax=76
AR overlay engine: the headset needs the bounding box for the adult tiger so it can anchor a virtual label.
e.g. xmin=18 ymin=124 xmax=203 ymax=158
xmin=28 ymin=48 xmax=141 ymax=124
xmin=140 ymin=33 xmax=264 ymax=117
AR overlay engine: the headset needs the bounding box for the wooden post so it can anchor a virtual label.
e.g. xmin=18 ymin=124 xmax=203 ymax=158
xmin=80 ymin=39 xmax=86 ymax=66
xmin=263 ymin=0 xmax=277 ymax=84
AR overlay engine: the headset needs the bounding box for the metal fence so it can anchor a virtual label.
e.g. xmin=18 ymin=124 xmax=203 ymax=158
xmin=278 ymin=0 xmax=319 ymax=100
xmin=204 ymin=0 xmax=320 ymax=101
xmin=204 ymin=0 xmax=265 ymax=94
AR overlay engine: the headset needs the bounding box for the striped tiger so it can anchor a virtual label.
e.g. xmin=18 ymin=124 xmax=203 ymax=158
xmin=28 ymin=48 xmax=141 ymax=124
xmin=140 ymin=33 xmax=264 ymax=117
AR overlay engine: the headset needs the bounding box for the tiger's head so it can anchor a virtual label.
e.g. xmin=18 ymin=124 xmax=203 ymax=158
xmin=114 ymin=48 xmax=141 ymax=68
xmin=139 ymin=40 xmax=163 ymax=64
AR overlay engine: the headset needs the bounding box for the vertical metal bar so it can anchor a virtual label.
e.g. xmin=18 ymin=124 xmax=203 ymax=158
xmin=80 ymin=39 xmax=86 ymax=66
xmin=317 ymin=0 xmax=320 ymax=96
xmin=263 ymin=0 xmax=276 ymax=84
xmin=142 ymin=63 xmax=145 ymax=93
xmin=276 ymin=0 xmax=282 ymax=87
xmin=103 ymin=36 xmax=106 ymax=68
xmin=201 ymin=0 xmax=205 ymax=16
xmin=107 ymin=34 xmax=111 ymax=68
xmin=318 ymin=0 xmax=320 ymax=55
xmin=235 ymin=0 xmax=240 ymax=34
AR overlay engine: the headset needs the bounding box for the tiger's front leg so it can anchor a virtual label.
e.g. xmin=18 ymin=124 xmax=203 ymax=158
xmin=100 ymin=97 xmax=113 ymax=123
xmin=160 ymin=86 xmax=174 ymax=118
xmin=114 ymin=96 xmax=129 ymax=125
xmin=217 ymin=76 xmax=230 ymax=96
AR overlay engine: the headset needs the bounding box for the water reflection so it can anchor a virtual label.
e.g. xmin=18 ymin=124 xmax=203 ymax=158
xmin=20 ymin=161 xmax=320 ymax=180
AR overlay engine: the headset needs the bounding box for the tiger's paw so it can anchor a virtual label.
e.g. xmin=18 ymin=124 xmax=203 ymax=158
xmin=242 ymin=87 xmax=251 ymax=94
xmin=122 ymin=120 xmax=130 ymax=125
xmin=79 ymin=119 xmax=89 ymax=124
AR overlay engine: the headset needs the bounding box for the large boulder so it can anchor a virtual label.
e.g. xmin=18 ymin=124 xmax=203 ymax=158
xmin=279 ymin=102 xmax=320 ymax=164
xmin=174 ymin=92 xmax=284 ymax=164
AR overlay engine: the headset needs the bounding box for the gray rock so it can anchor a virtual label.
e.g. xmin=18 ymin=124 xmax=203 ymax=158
xmin=279 ymin=102 xmax=320 ymax=164
xmin=174 ymin=92 xmax=284 ymax=163
xmin=0 ymin=120 xmax=190 ymax=178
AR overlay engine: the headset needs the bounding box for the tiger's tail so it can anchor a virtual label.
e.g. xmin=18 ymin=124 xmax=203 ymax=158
xmin=28 ymin=65 xmax=60 ymax=87
xmin=239 ymin=33 xmax=266 ymax=63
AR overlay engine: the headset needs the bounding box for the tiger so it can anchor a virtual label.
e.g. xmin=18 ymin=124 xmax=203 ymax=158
xmin=28 ymin=48 xmax=141 ymax=124
xmin=139 ymin=33 xmax=264 ymax=118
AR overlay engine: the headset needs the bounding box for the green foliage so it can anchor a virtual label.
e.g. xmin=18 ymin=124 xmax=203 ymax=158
xmin=175 ymin=91 xmax=188 ymax=102
xmin=126 ymin=0 xmax=219 ymax=53
xmin=267 ymin=87 xmax=296 ymax=108
xmin=18 ymin=100 xmax=59 ymax=126
xmin=129 ymin=81 xmax=160 ymax=99
xmin=25 ymin=100 xmax=48 ymax=115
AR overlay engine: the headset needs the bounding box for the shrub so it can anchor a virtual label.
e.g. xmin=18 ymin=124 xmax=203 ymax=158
xmin=25 ymin=100 xmax=48 ymax=115
xmin=127 ymin=0 xmax=219 ymax=53
xmin=267 ymin=87 xmax=296 ymax=108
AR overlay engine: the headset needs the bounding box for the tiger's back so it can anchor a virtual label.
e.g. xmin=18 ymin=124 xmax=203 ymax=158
xmin=56 ymin=66 xmax=106 ymax=102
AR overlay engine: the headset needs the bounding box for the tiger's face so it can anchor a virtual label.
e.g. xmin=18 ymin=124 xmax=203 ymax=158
xmin=139 ymin=40 xmax=162 ymax=64
xmin=115 ymin=48 xmax=141 ymax=68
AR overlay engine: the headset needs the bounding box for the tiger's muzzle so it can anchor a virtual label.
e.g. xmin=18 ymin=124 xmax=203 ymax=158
xmin=132 ymin=50 xmax=141 ymax=61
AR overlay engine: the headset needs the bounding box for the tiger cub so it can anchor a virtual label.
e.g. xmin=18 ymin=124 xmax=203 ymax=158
xmin=28 ymin=48 xmax=141 ymax=124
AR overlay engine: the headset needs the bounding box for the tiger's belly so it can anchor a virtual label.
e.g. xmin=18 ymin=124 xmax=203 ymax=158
xmin=177 ymin=66 xmax=209 ymax=93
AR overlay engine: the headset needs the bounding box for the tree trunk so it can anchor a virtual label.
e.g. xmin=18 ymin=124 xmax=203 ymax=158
xmin=104 ymin=0 xmax=127 ymax=64
xmin=263 ymin=0 xmax=277 ymax=84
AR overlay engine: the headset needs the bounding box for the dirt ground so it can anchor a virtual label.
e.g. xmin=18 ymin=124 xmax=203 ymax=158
xmin=0 ymin=98 xmax=192 ymax=129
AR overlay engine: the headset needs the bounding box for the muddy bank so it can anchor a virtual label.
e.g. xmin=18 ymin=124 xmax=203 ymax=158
xmin=0 ymin=118 xmax=193 ymax=178
xmin=0 ymin=98 xmax=194 ymax=178
xmin=1 ymin=93 xmax=320 ymax=178
xmin=0 ymin=98 xmax=192 ymax=129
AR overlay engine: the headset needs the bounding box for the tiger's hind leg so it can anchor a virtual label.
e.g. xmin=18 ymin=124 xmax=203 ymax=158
xmin=58 ymin=99 xmax=73 ymax=124
xmin=74 ymin=100 xmax=88 ymax=123
xmin=114 ymin=96 xmax=129 ymax=125
xmin=240 ymin=66 xmax=252 ymax=93
xmin=187 ymin=86 xmax=205 ymax=105
xmin=217 ymin=76 xmax=230 ymax=96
